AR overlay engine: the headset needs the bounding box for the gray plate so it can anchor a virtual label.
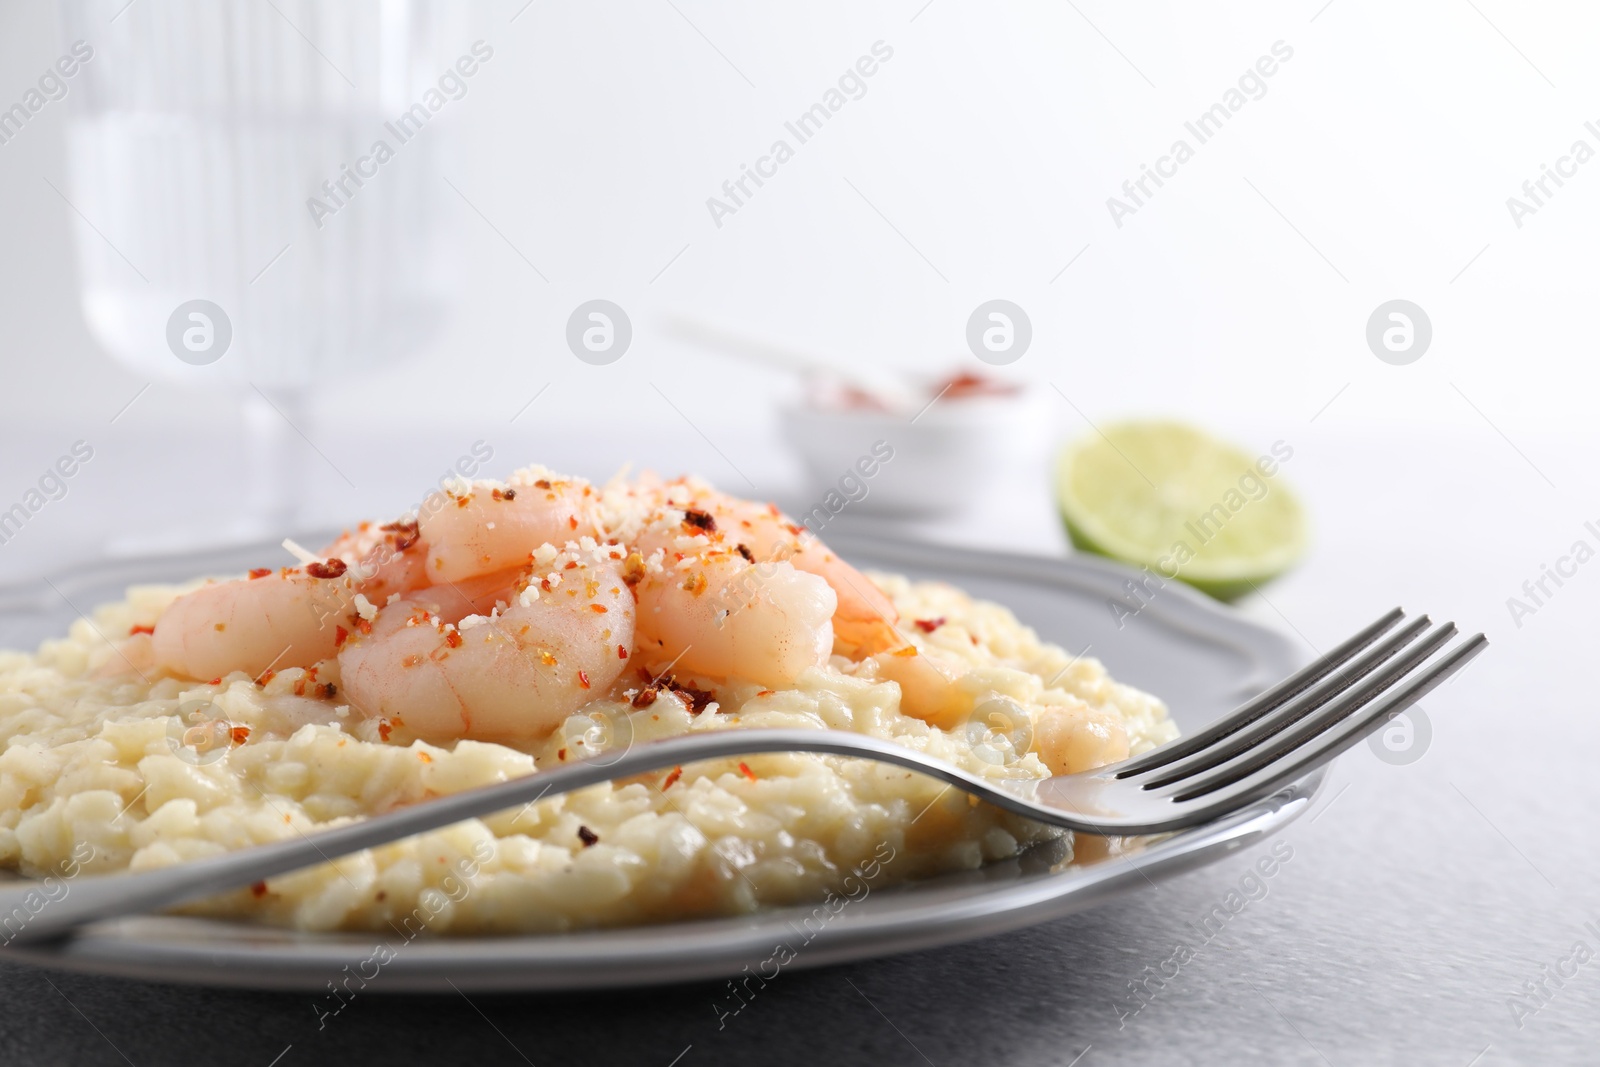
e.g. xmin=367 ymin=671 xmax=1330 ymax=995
xmin=0 ymin=532 xmax=1317 ymax=992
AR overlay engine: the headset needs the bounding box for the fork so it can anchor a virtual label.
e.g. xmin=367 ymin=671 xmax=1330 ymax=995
xmin=0 ymin=608 xmax=1482 ymax=946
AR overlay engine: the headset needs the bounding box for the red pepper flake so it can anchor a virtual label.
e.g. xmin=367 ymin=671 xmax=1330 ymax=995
xmin=378 ymin=720 xmax=393 ymax=742
xmin=534 ymin=479 xmax=552 ymax=489
xmin=402 ymin=654 xmax=423 ymax=668
xmin=208 ymin=677 xmax=222 ymax=686
xmin=377 ymin=519 xmax=421 ymax=552
xmin=540 ymin=577 xmax=553 ymax=592
xmin=617 ymin=645 xmax=629 ymax=659
xmin=913 ymin=617 xmax=946 ymax=634
xmin=661 ymin=766 xmax=683 ymax=790
xmin=737 ymin=762 xmax=758 ymax=783
xmin=568 ymin=516 xmax=579 ymax=530
xmin=590 ymin=604 xmax=608 ymax=614
xmin=491 ymin=487 xmax=517 ymax=501
xmin=230 ymin=725 xmax=251 ymax=745
xmin=564 ymin=560 xmax=579 ymax=570
xmin=892 ymin=645 xmax=919 ymax=657
xmin=293 ymin=677 xmax=307 ymax=696
xmin=255 ymin=669 xmax=276 ymax=688
xmin=756 ymin=690 xmax=775 ymax=698
xmin=735 ymin=544 xmax=755 ymax=563
xmin=577 ymin=825 xmax=599 ymax=847
xmin=317 ymin=682 xmax=338 ymax=700
xmin=558 ymin=747 xmax=568 ymax=760
xmin=352 ymin=616 xmax=373 ymax=636
xmin=334 ymin=625 xmax=350 ymax=648
xmin=307 ymin=558 xmax=348 ymax=580
xmin=417 ymin=751 xmax=433 ymax=763
xmin=250 ymin=881 xmax=268 ymax=898
xmin=631 ymin=687 xmax=658 ymax=709
xmin=444 ymin=630 xmax=463 ymax=648
xmin=653 ymin=677 xmax=714 ymax=715
xmin=578 ymin=670 xmax=591 ymax=690
xmin=682 ymin=508 xmax=717 ymax=533
xmin=128 ymin=624 xmax=155 ymax=636
xmin=247 ymin=568 xmax=272 ymax=580
xmin=455 ymin=495 xmax=471 ymax=508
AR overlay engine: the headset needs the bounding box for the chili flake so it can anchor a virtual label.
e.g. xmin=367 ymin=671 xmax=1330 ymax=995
xmin=578 ymin=670 xmax=591 ymax=690
xmin=682 ymin=508 xmax=717 ymax=533
xmin=661 ymin=766 xmax=683 ymax=790
xmin=577 ymin=825 xmax=599 ymax=847
xmin=230 ymin=726 xmax=251 ymax=745
xmin=307 ymin=558 xmax=348 ymax=580
xmin=250 ymin=881 xmax=268 ymax=898
xmin=128 ymin=624 xmax=155 ymax=636
xmin=913 ymin=617 xmax=946 ymax=634
xmin=737 ymin=762 xmax=758 ymax=783
xmin=247 ymin=568 xmax=272 ymax=580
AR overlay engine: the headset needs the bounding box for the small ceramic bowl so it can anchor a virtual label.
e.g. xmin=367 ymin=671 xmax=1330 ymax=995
xmin=778 ymin=385 xmax=1049 ymax=516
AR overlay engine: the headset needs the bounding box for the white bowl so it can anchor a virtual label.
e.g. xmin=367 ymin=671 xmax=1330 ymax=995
xmin=778 ymin=388 xmax=1050 ymax=517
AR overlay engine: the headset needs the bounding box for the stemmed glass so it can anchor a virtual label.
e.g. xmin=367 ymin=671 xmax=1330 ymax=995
xmin=57 ymin=0 xmax=462 ymax=540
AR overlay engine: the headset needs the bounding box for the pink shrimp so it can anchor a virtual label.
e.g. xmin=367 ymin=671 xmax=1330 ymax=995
xmin=337 ymin=556 xmax=636 ymax=742
xmin=642 ymin=480 xmax=903 ymax=657
xmin=418 ymin=475 xmax=600 ymax=583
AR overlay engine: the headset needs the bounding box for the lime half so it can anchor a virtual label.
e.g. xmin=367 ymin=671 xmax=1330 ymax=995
xmin=1055 ymin=421 xmax=1307 ymax=601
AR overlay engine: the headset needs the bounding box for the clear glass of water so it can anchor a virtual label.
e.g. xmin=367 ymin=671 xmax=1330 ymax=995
xmin=58 ymin=0 xmax=463 ymax=538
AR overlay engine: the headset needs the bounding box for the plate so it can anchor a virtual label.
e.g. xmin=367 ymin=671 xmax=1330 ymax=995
xmin=0 ymin=532 xmax=1318 ymax=991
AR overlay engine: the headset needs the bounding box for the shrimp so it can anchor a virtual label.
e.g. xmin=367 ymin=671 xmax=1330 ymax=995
xmin=871 ymin=646 xmax=974 ymax=728
xmin=321 ymin=519 xmax=430 ymax=604
xmin=151 ymin=560 xmax=360 ymax=681
xmin=419 ymin=474 xmax=600 ymax=583
xmin=152 ymin=520 xmax=434 ymax=682
xmin=638 ymin=479 xmax=902 ymax=658
xmin=1032 ymin=700 xmax=1130 ymax=775
xmin=632 ymin=538 xmax=836 ymax=688
xmin=337 ymin=555 xmax=636 ymax=742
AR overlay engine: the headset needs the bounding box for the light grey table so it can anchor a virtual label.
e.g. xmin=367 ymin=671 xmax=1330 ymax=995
xmin=0 ymin=422 xmax=1591 ymax=1066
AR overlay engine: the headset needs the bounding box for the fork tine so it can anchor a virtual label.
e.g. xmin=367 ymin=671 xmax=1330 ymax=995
xmin=1168 ymin=635 xmax=1487 ymax=824
xmin=1170 ymin=626 xmax=1475 ymax=803
xmin=1134 ymin=614 xmax=1436 ymax=788
xmin=1114 ymin=607 xmax=1406 ymax=777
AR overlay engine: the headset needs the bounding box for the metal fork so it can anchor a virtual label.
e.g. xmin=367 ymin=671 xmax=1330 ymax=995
xmin=0 ymin=608 xmax=1482 ymax=946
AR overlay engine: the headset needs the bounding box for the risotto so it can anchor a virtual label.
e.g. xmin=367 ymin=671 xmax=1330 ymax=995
xmin=0 ymin=466 xmax=1174 ymax=933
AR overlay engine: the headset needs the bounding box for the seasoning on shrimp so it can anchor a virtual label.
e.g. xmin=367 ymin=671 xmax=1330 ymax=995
xmin=306 ymin=559 xmax=348 ymax=580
